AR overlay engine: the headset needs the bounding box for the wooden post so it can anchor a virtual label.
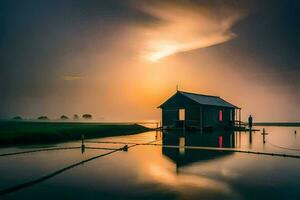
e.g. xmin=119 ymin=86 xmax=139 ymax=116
xmin=81 ymin=134 xmax=85 ymax=146
xmin=235 ymin=109 xmax=237 ymax=126
xmin=161 ymin=110 xmax=164 ymax=129
xmin=81 ymin=134 xmax=85 ymax=154
xmin=231 ymin=109 xmax=233 ymax=124
xmin=261 ymin=128 xmax=268 ymax=144
xmin=239 ymin=109 xmax=241 ymax=128
xmin=231 ymin=109 xmax=234 ymax=126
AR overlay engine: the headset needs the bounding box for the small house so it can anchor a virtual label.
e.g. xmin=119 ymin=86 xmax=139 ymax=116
xmin=158 ymin=91 xmax=241 ymax=130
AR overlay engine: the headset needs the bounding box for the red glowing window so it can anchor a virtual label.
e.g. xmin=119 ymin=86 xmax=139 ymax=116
xmin=218 ymin=136 xmax=223 ymax=148
xmin=219 ymin=110 xmax=223 ymax=121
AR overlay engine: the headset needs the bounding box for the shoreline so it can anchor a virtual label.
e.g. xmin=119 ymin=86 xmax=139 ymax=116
xmin=0 ymin=121 xmax=151 ymax=147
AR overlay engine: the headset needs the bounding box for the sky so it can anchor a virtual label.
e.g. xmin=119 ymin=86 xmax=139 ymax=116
xmin=0 ymin=0 xmax=299 ymax=122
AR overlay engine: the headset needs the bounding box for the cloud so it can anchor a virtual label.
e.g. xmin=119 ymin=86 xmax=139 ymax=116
xmin=136 ymin=1 xmax=247 ymax=61
xmin=63 ymin=75 xmax=83 ymax=81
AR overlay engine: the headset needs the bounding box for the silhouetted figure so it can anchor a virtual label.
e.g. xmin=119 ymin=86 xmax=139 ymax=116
xmin=295 ymin=130 xmax=297 ymax=134
xmin=248 ymin=115 xmax=253 ymax=129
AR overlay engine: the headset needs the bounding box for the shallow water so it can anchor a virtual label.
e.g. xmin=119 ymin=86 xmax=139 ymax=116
xmin=0 ymin=126 xmax=300 ymax=200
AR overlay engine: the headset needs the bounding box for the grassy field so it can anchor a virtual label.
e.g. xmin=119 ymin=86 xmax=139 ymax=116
xmin=0 ymin=120 xmax=151 ymax=146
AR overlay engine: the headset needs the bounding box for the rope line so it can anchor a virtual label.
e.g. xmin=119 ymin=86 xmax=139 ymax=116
xmin=147 ymin=143 xmax=300 ymax=159
xmin=266 ymin=141 xmax=300 ymax=151
xmin=0 ymin=148 xmax=122 ymax=196
xmin=85 ymin=147 xmax=121 ymax=151
xmin=2 ymin=137 xmax=299 ymax=196
xmin=0 ymin=146 xmax=124 ymax=157
xmin=0 ymin=147 xmax=80 ymax=157
xmin=85 ymin=140 xmax=161 ymax=145
xmin=85 ymin=140 xmax=137 ymax=145
xmin=0 ymin=138 xmax=161 ymax=196
xmin=86 ymin=140 xmax=300 ymax=159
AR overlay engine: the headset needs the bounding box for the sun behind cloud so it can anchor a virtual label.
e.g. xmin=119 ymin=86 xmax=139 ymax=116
xmin=138 ymin=1 xmax=246 ymax=62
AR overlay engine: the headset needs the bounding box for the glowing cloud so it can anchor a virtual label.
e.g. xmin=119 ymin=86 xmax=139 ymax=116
xmin=139 ymin=2 xmax=246 ymax=62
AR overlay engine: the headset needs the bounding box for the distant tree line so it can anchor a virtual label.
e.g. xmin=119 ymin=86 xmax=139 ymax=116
xmin=60 ymin=115 xmax=69 ymax=120
xmin=37 ymin=116 xmax=49 ymax=120
xmin=12 ymin=114 xmax=93 ymax=121
xmin=82 ymin=114 xmax=92 ymax=119
xmin=12 ymin=116 xmax=22 ymax=120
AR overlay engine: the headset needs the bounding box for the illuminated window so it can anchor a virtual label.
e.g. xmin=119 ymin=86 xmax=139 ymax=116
xmin=218 ymin=136 xmax=223 ymax=148
xmin=219 ymin=110 xmax=223 ymax=121
xmin=179 ymin=137 xmax=185 ymax=155
xmin=179 ymin=109 xmax=185 ymax=120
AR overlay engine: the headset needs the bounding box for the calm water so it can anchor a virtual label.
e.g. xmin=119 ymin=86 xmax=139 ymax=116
xmin=1 ymin=126 xmax=300 ymax=200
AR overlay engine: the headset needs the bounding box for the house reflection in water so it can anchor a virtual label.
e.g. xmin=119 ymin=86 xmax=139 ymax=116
xmin=162 ymin=131 xmax=236 ymax=168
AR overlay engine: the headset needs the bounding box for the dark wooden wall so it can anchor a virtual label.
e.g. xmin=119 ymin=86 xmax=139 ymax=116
xmin=162 ymin=109 xmax=178 ymax=127
xmin=162 ymin=106 xmax=235 ymax=128
xmin=185 ymin=106 xmax=201 ymax=128
xmin=160 ymin=92 xmax=235 ymax=128
xmin=202 ymin=106 xmax=234 ymax=127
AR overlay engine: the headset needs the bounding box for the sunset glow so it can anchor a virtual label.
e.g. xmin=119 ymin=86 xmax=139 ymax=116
xmin=0 ymin=1 xmax=299 ymax=199
xmin=147 ymin=43 xmax=178 ymax=62
xmin=0 ymin=0 xmax=298 ymax=122
xmin=142 ymin=2 xmax=243 ymax=62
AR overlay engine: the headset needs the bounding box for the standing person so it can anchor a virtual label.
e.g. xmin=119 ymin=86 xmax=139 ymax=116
xmin=248 ymin=115 xmax=253 ymax=129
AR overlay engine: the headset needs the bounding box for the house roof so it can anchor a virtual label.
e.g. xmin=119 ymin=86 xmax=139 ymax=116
xmin=159 ymin=91 xmax=239 ymax=109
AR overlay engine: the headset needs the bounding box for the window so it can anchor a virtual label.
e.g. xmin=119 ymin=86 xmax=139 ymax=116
xmin=179 ymin=109 xmax=185 ymax=120
xmin=219 ymin=110 xmax=223 ymax=121
xmin=218 ymin=136 xmax=223 ymax=148
xmin=179 ymin=137 xmax=185 ymax=155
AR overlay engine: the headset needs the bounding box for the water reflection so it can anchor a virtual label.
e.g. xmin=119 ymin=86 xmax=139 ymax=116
xmin=162 ymin=130 xmax=235 ymax=168
xmin=1 ymin=127 xmax=300 ymax=199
